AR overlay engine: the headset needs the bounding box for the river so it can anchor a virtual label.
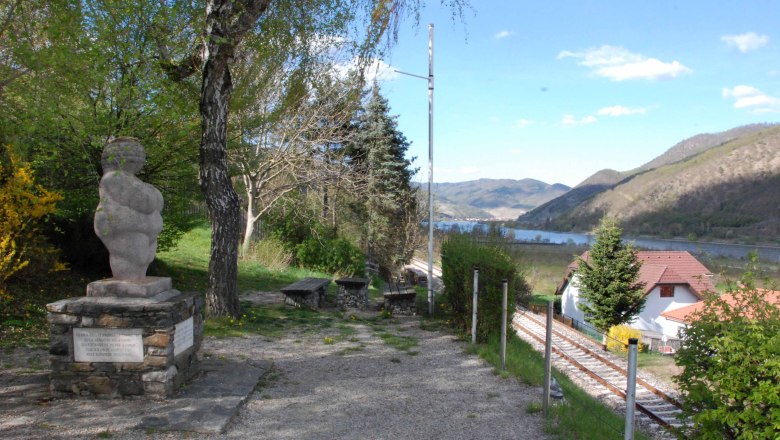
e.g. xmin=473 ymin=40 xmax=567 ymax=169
xmin=434 ymin=221 xmax=780 ymax=262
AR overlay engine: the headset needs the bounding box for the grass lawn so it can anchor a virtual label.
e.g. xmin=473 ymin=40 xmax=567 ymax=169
xmin=153 ymin=225 xmax=336 ymax=293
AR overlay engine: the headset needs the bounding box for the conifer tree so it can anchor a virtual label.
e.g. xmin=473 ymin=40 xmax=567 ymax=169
xmin=576 ymin=217 xmax=646 ymax=347
xmin=352 ymin=83 xmax=418 ymax=271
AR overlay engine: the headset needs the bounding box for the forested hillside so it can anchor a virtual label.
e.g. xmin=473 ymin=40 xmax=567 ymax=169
xmin=519 ymin=124 xmax=780 ymax=243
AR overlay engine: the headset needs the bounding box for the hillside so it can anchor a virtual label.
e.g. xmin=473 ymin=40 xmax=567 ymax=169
xmin=431 ymin=178 xmax=570 ymax=220
xmin=519 ymin=124 xmax=780 ymax=242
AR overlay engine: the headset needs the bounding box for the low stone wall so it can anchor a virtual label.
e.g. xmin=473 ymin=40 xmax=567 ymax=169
xmin=336 ymin=278 xmax=369 ymax=310
xmin=384 ymin=295 xmax=417 ymax=316
xmin=46 ymin=290 xmax=203 ymax=399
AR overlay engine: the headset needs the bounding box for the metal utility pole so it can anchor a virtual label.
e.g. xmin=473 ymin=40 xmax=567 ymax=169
xmin=427 ymin=23 xmax=435 ymax=315
xmin=501 ymin=280 xmax=508 ymax=370
xmin=396 ymin=24 xmax=434 ymax=315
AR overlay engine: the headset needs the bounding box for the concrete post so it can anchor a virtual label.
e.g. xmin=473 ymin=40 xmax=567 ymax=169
xmin=624 ymin=338 xmax=638 ymax=440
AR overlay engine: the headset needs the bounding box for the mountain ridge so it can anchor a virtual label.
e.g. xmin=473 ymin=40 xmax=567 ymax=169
xmin=428 ymin=178 xmax=570 ymax=220
xmin=517 ymin=123 xmax=780 ymax=242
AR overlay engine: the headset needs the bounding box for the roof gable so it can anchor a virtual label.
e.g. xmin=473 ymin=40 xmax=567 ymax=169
xmin=559 ymin=250 xmax=715 ymax=298
xmin=661 ymin=289 xmax=780 ymax=323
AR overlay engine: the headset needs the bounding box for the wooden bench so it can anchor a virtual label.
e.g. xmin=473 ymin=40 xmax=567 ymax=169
xmin=280 ymin=277 xmax=331 ymax=309
xmin=383 ymin=282 xmax=417 ymax=316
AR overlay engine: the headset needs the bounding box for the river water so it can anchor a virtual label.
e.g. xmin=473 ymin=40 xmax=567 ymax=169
xmin=434 ymin=221 xmax=780 ymax=262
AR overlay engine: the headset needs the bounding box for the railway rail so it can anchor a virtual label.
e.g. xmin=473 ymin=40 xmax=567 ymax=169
xmin=512 ymin=308 xmax=686 ymax=438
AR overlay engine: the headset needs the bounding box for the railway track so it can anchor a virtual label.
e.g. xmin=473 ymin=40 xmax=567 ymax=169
xmin=512 ymin=309 xmax=686 ymax=438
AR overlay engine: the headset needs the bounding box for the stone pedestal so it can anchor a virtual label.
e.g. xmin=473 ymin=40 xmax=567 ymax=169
xmin=335 ymin=277 xmax=369 ymax=310
xmin=46 ymin=290 xmax=203 ymax=399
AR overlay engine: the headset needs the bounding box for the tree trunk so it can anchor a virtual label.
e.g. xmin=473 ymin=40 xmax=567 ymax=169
xmin=242 ymin=179 xmax=256 ymax=256
xmin=200 ymin=50 xmax=241 ymax=319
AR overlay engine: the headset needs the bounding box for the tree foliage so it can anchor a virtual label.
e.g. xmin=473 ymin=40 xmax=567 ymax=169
xmin=674 ymin=266 xmax=780 ymax=439
xmin=440 ymin=232 xmax=530 ymax=342
xmin=575 ymin=217 xmax=646 ymax=335
xmin=351 ymin=83 xmax=420 ymax=273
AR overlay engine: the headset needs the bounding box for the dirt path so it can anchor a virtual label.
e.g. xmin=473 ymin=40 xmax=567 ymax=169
xmin=0 ymin=292 xmax=552 ymax=439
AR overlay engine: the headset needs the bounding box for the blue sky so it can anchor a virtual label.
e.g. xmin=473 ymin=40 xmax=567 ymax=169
xmin=370 ymin=1 xmax=780 ymax=187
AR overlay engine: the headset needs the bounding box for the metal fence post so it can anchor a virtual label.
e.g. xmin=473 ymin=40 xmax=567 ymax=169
xmin=471 ymin=268 xmax=479 ymax=344
xmin=543 ymin=300 xmax=553 ymax=417
xmin=624 ymin=337 xmax=638 ymax=440
xmin=501 ymin=279 xmax=508 ymax=370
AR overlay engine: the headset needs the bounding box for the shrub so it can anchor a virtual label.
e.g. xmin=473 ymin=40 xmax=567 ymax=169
xmin=441 ymin=233 xmax=530 ymax=342
xmin=674 ymin=269 xmax=780 ymax=439
xmin=295 ymin=236 xmax=364 ymax=276
xmin=0 ymin=146 xmax=62 ymax=296
xmin=243 ymin=237 xmax=293 ymax=271
xmin=606 ymin=325 xmax=644 ymax=353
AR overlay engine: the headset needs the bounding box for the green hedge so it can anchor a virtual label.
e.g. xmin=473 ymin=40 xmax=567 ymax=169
xmin=295 ymin=236 xmax=364 ymax=276
xmin=441 ymin=234 xmax=530 ymax=342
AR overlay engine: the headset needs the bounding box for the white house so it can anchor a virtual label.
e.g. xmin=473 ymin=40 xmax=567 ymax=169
xmin=557 ymin=251 xmax=716 ymax=341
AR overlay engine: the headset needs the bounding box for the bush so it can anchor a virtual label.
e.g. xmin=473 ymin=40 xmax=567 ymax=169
xmin=606 ymin=325 xmax=644 ymax=353
xmin=295 ymin=236 xmax=364 ymax=276
xmin=0 ymin=146 xmax=62 ymax=296
xmin=441 ymin=233 xmax=530 ymax=342
xmin=674 ymin=275 xmax=780 ymax=439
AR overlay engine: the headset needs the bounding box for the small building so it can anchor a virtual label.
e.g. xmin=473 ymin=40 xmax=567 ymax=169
xmin=557 ymin=251 xmax=716 ymax=342
xmin=661 ymin=289 xmax=780 ymax=326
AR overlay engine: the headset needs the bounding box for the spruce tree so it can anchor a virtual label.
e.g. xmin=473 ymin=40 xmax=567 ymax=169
xmin=352 ymin=83 xmax=418 ymax=271
xmin=576 ymin=217 xmax=646 ymax=347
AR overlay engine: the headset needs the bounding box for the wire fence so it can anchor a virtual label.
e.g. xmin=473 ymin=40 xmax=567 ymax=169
xmin=468 ymin=272 xmax=642 ymax=439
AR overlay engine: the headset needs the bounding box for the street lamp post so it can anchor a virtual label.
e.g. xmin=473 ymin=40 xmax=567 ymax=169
xmin=396 ymin=23 xmax=435 ymax=315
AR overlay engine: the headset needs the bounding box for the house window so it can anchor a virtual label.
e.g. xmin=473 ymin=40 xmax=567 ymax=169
xmin=660 ymin=286 xmax=674 ymax=298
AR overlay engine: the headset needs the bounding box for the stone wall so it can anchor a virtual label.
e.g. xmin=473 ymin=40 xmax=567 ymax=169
xmin=335 ymin=278 xmax=369 ymax=310
xmin=384 ymin=295 xmax=417 ymax=316
xmin=47 ymin=291 xmax=203 ymax=399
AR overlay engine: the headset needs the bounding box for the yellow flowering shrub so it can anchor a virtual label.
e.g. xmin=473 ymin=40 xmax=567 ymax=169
xmin=0 ymin=146 xmax=62 ymax=297
xmin=607 ymin=325 xmax=644 ymax=353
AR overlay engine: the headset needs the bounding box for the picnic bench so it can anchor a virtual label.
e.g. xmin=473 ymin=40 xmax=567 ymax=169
xmin=280 ymin=277 xmax=331 ymax=308
xmin=335 ymin=277 xmax=369 ymax=310
xmin=383 ymin=282 xmax=417 ymax=316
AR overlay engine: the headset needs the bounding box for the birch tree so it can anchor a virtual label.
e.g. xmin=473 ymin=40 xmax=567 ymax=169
xmin=154 ymin=0 xmax=468 ymax=318
xmin=230 ymin=62 xmax=363 ymax=255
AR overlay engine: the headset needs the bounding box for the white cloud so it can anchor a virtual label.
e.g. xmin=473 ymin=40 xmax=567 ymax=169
xmin=722 ymin=85 xmax=780 ymax=113
xmin=562 ymin=114 xmax=597 ymax=126
xmin=558 ymin=45 xmax=691 ymax=81
xmin=334 ymin=58 xmax=399 ymax=82
xmin=597 ymin=105 xmax=647 ymax=116
xmin=515 ymin=118 xmax=535 ymax=128
xmin=722 ymin=32 xmax=769 ymax=53
xmin=494 ymin=30 xmax=514 ymax=40
xmin=509 ymin=148 xmax=523 ymax=155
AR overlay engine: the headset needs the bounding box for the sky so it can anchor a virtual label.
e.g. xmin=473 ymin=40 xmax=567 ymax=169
xmin=368 ymin=1 xmax=780 ymax=187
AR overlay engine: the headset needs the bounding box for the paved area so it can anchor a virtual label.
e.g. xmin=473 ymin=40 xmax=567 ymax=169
xmin=1 ymin=355 xmax=268 ymax=437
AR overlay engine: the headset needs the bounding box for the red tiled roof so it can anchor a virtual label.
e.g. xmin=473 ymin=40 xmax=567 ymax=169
xmin=559 ymin=250 xmax=715 ymax=298
xmin=661 ymin=289 xmax=780 ymax=323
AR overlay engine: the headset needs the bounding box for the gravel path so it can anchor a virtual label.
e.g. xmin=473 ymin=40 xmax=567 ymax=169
xmin=0 ymin=292 xmax=552 ymax=439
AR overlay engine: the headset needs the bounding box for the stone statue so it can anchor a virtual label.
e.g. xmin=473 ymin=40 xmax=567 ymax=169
xmin=94 ymin=137 xmax=163 ymax=282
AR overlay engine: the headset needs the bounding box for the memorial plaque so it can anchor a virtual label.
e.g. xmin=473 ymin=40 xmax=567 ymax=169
xmin=174 ymin=316 xmax=194 ymax=356
xmin=73 ymin=328 xmax=143 ymax=363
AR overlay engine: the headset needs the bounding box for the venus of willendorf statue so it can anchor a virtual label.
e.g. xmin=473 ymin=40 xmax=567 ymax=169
xmin=94 ymin=137 xmax=163 ymax=282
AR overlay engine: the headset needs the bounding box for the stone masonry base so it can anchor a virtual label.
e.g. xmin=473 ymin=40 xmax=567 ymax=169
xmin=46 ymin=291 xmax=203 ymax=399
